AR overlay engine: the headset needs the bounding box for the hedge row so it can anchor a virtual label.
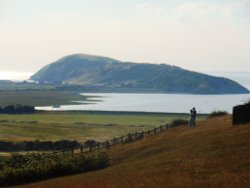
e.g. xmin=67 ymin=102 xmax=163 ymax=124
xmin=0 ymin=153 xmax=109 ymax=186
xmin=0 ymin=140 xmax=81 ymax=152
xmin=0 ymin=105 xmax=35 ymax=114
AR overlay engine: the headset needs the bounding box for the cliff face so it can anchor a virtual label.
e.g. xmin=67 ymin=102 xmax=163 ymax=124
xmin=31 ymin=54 xmax=249 ymax=94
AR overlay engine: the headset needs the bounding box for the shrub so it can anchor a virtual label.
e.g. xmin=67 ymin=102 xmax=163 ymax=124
xmin=171 ymin=119 xmax=188 ymax=126
xmin=84 ymin=140 xmax=97 ymax=147
xmin=208 ymin=111 xmax=228 ymax=118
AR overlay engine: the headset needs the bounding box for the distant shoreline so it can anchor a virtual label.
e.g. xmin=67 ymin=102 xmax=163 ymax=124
xmin=36 ymin=109 xmax=209 ymax=116
xmin=1 ymin=71 xmax=250 ymax=89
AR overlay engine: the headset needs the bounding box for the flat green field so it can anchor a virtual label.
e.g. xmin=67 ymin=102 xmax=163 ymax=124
xmin=0 ymin=111 xmax=207 ymax=142
xmin=0 ymin=91 xmax=92 ymax=106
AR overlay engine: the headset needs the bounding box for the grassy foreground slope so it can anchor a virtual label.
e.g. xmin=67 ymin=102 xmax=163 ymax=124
xmin=17 ymin=115 xmax=250 ymax=188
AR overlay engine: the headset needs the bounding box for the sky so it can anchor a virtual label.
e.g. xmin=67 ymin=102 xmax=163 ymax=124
xmin=0 ymin=0 xmax=250 ymax=79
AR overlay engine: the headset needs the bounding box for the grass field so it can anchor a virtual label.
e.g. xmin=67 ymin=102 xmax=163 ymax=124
xmin=17 ymin=115 xmax=250 ymax=188
xmin=0 ymin=91 xmax=91 ymax=106
xmin=0 ymin=111 xmax=206 ymax=142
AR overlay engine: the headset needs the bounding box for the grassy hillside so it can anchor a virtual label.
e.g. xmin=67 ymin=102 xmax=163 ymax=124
xmin=17 ymin=115 xmax=250 ymax=188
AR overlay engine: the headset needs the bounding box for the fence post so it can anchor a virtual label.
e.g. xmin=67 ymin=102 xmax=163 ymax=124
xmin=71 ymin=148 xmax=74 ymax=155
xmin=141 ymin=131 xmax=144 ymax=139
xmin=128 ymin=133 xmax=132 ymax=142
xmin=113 ymin=138 xmax=116 ymax=145
xmin=132 ymin=133 xmax=135 ymax=141
xmin=97 ymin=142 xmax=100 ymax=150
xmin=121 ymin=136 xmax=125 ymax=144
xmin=147 ymin=130 xmax=150 ymax=136
xmin=100 ymin=142 xmax=104 ymax=149
xmin=106 ymin=140 xmax=110 ymax=149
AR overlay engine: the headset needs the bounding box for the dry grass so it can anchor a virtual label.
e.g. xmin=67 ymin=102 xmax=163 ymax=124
xmin=16 ymin=115 xmax=250 ymax=188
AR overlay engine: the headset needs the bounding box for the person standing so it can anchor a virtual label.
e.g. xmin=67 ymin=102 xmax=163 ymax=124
xmin=189 ymin=107 xmax=197 ymax=127
xmin=191 ymin=107 xmax=197 ymax=127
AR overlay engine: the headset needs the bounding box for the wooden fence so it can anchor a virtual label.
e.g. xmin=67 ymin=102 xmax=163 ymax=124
xmin=2 ymin=123 xmax=172 ymax=170
xmin=50 ymin=123 xmax=171 ymax=155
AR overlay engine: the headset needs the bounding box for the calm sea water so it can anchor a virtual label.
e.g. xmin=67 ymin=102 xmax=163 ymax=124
xmin=36 ymin=93 xmax=250 ymax=114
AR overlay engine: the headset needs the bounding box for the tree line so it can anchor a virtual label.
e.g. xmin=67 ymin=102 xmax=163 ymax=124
xmin=0 ymin=105 xmax=35 ymax=114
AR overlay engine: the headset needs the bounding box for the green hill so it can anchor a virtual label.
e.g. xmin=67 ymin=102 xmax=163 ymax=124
xmin=18 ymin=115 xmax=250 ymax=188
xmin=31 ymin=54 xmax=249 ymax=94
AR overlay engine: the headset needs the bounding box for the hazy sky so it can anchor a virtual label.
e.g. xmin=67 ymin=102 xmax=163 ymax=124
xmin=1 ymin=0 xmax=250 ymax=76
